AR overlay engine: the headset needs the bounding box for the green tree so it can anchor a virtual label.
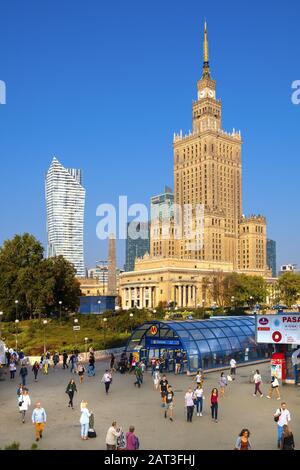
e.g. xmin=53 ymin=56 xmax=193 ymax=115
xmin=277 ymin=272 xmax=300 ymax=306
xmin=0 ymin=234 xmax=43 ymax=320
xmin=0 ymin=234 xmax=81 ymax=320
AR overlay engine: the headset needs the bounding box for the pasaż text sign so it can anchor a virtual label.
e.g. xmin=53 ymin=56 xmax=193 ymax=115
xmin=256 ymin=314 xmax=300 ymax=344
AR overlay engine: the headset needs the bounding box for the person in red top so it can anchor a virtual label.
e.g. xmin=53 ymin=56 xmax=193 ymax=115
xmin=211 ymin=388 xmax=219 ymax=423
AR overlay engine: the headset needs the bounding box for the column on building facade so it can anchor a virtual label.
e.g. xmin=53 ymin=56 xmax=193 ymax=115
xmin=149 ymin=287 xmax=152 ymax=309
xmin=188 ymin=285 xmax=192 ymax=307
xmin=128 ymin=288 xmax=132 ymax=308
xmin=178 ymin=285 xmax=182 ymax=308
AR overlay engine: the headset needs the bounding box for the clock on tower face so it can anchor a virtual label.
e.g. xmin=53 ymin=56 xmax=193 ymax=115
xmin=208 ymin=90 xmax=215 ymax=98
xmin=199 ymin=90 xmax=205 ymax=98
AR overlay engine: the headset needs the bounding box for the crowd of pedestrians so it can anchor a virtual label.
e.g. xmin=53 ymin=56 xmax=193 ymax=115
xmin=1 ymin=345 xmax=297 ymax=450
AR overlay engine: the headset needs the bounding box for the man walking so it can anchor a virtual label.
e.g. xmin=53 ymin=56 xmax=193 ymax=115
xmin=165 ymin=385 xmax=175 ymax=422
xmin=274 ymin=402 xmax=291 ymax=449
xmin=19 ymin=364 xmax=28 ymax=386
xmin=62 ymin=351 xmax=68 ymax=369
xmin=31 ymin=402 xmax=47 ymax=442
xmin=134 ymin=363 xmax=143 ymax=388
xmin=230 ymin=358 xmax=237 ymax=380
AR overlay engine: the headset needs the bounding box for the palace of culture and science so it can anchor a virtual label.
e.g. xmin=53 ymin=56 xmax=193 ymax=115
xmin=120 ymin=23 xmax=272 ymax=309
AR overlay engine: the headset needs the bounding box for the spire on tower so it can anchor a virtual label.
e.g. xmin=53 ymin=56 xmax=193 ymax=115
xmin=202 ymin=20 xmax=210 ymax=78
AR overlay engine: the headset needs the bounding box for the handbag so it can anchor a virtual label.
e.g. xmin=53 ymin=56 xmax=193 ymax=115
xmin=274 ymin=410 xmax=281 ymax=422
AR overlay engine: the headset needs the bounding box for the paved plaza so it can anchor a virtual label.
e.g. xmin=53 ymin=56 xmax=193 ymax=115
xmin=0 ymin=360 xmax=299 ymax=450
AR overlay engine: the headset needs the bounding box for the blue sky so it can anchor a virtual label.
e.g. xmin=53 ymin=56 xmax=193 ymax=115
xmin=0 ymin=0 xmax=299 ymax=271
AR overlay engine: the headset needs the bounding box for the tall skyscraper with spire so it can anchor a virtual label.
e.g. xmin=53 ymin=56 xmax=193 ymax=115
xmin=45 ymin=157 xmax=86 ymax=278
xmin=120 ymin=22 xmax=270 ymax=309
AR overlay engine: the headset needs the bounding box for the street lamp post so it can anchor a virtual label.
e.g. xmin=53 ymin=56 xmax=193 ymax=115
xmin=129 ymin=312 xmax=134 ymax=334
xmin=98 ymin=300 xmax=101 ymax=315
xmin=103 ymin=317 xmax=107 ymax=350
xmin=43 ymin=320 xmax=47 ymax=354
xmin=59 ymin=301 xmax=62 ymax=323
xmin=15 ymin=300 xmax=19 ymax=321
xmin=231 ymin=296 xmax=235 ymax=311
xmin=15 ymin=319 xmax=19 ymax=352
xmin=84 ymin=337 xmax=88 ymax=360
xmin=74 ymin=318 xmax=79 ymax=351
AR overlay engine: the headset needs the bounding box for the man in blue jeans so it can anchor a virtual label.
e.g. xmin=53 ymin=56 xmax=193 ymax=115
xmin=274 ymin=402 xmax=291 ymax=448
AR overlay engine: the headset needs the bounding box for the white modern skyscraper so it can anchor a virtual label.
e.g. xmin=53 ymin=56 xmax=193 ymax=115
xmin=45 ymin=157 xmax=86 ymax=278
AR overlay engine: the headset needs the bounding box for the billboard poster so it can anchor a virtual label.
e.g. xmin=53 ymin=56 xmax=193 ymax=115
xmin=256 ymin=314 xmax=300 ymax=344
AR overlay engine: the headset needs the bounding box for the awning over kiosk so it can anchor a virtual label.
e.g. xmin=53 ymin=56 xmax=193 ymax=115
xmin=125 ymin=316 xmax=270 ymax=372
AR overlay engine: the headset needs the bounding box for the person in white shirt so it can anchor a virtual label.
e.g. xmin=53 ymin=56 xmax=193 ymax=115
xmin=194 ymin=384 xmax=205 ymax=416
xmin=274 ymin=402 xmax=291 ymax=448
xmin=253 ymin=369 xmax=263 ymax=397
xmin=18 ymin=389 xmax=31 ymax=423
xmin=230 ymin=358 xmax=237 ymax=380
xmin=9 ymin=361 xmax=17 ymax=379
xmin=194 ymin=369 xmax=204 ymax=386
xmin=185 ymin=388 xmax=195 ymax=422
xmin=106 ymin=421 xmax=122 ymax=450
xmin=101 ymin=370 xmax=112 ymax=394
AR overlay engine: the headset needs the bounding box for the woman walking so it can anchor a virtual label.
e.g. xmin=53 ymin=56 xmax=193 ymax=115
xmin=9 ymin=360 xmax=17 ymax=379
xmin=77 ymin=363 xmax=85 ymax=384
xmin=66 ymin=379 xmax=77 ymax=409
xmin=194 ymin=369 xmax=204 ymax=387
xmin=253 ymin=369 xmax=263 ymax=397
xmin=211 ymin=388 xmax=219 ymax=423
xmin=194 ymin=384 xmax=204 ymax=416
xmin=234 ymin=429 xmax=252 ymax=450
xmin=153 ymin=369 xmax=161 ymax=390
xmin=185 ymin=387 xmax=195 ymax=423
xmin=219 ymin=372 xmax=227 ymax=397
xmin=266 ymin=374 xmax=281 ymax=400
xmin=126 ymin=426 xmax=140 ymax=450
xmin=80 ymin=401 xmax=91 ymax=440
xmin=32 ymin=361 xmax=40 ymax=382
xmin=101 ymin=370 xmax=112 ymax=394
xmin=18 ymin=388 xmax=31 ymax=423
xmin=281 ymin=425 xmax=295 ymax=450
xmin=110 ymin=353 xmax=115 ymax=371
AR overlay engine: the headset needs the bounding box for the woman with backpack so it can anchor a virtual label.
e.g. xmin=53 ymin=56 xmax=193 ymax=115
xmin=266 ymin=374 xmax=281 ymax=400
xmin=126 ymin=426 xmax=140 ymax=450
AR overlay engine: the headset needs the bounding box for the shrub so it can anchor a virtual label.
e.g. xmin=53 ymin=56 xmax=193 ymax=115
xmin=4 ymin=441 xmax=20 ymax=450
